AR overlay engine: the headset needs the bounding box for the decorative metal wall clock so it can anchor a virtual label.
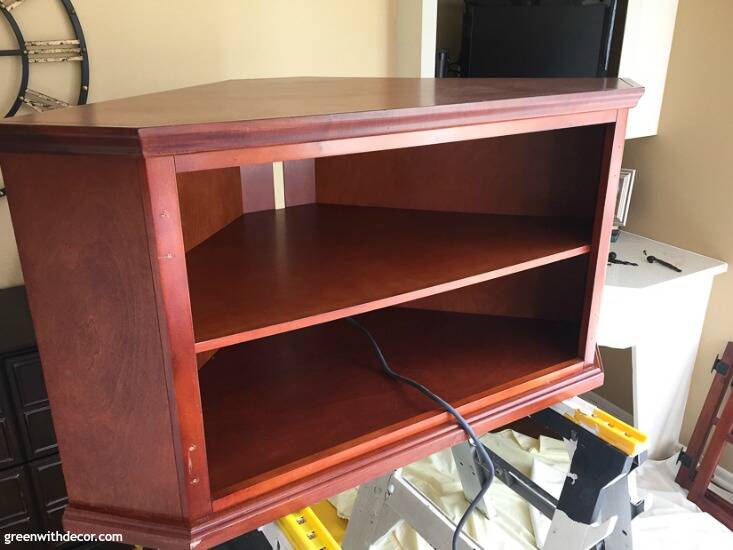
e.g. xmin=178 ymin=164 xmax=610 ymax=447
xmin=0 ymin=0 xmax=89 ymax=118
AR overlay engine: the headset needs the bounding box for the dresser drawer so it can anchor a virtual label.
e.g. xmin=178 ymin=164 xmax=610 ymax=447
xmin=0 ymin=515 xmax=43 ymax=550
xmin=4 ymin=353 xmax=57 ymax=460
xmin=29 ymin=454 xmax=71 ymax=548
xmin=0 ymin=465 xmax=41 ymax=545
xmin=0 ymin=378 xmax=23 ymax=469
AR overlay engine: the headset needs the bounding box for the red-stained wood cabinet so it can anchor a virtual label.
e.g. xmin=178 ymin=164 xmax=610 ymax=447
xmin=0 ymin=78 xmax=642 ymax=548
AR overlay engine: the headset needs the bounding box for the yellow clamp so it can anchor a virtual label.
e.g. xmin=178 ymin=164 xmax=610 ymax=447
xmin=569 ymin=407 xmax=648 ymax=456
xmin=277 ymin=506 xmax=341 ymax=550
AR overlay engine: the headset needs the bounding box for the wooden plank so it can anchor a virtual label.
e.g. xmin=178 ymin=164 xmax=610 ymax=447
xmin=185 ymin=204 xmax=592 ymax=352
xmin=0 ymin=153 xmax=184 ymax=519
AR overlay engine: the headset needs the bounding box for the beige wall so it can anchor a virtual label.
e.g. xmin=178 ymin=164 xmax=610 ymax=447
xmin=395 ymin=0 xmax=438 ymax=78
xmin=0 ymin=0 xmax=425 ymax=288
xmin=610 ymin=0 xmax=733 ymax=467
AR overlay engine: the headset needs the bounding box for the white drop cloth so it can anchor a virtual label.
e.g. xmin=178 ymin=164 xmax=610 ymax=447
xmin=329 ymin=430 xmax=733 ymax=549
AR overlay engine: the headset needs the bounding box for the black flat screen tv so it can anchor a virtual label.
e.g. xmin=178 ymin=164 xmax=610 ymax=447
xmin=460 ymin=0 xmax=623 ymax=78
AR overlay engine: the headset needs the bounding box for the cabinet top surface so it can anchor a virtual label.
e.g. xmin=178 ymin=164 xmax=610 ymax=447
xmin=0 ymin=77 xmax=642 ymax=156
xmin=1 ymin=77 xmax=641 ymax=129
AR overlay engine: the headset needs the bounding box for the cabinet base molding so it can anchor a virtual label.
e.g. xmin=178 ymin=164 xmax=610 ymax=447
xmin=64 ymin=506 xmax=194 ymax=549
xmin=65 ymin=360 xmax=602 ymax=550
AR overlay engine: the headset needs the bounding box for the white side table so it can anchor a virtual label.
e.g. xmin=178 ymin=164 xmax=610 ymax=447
xmin=595 ymin=231 xmax=727 ymax=459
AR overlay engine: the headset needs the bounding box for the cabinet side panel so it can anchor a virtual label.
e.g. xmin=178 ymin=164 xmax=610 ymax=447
xmin=578 ymin=111 xmax=628 ymax=363
xmin=1 ymin=154 xmax=183 ymax=519
xmin=177 ymin=167 xmax=243 ymax=251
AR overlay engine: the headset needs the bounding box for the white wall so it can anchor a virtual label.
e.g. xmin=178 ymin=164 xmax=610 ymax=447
xmin=619 ymin=0 xmax=679 ymax=138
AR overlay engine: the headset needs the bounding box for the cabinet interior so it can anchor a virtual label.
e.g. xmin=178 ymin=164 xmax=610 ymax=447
xmin=175 ymin=124 xmax=606 ymax=503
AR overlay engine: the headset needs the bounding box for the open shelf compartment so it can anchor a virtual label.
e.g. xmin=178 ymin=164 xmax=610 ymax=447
xmin=181 ymin=125 xmax=606 ymax=353
xmin=199 ymin=307 xmax=584 ymax=504
xmin=179 ymin=125 xmax=606 ymax=509
xmin=187 ymin=204 xmax=591 ymax=351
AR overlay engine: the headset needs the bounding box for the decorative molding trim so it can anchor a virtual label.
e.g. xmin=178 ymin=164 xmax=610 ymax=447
xmin=64 ymin=358 xmax=602 ymax=550
xmin=0 ymin=81 xmax=643 ymax=157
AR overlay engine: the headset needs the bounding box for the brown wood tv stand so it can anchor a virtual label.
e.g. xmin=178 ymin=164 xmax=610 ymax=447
xmin=0 ymin=77 xmax=642 ymax=548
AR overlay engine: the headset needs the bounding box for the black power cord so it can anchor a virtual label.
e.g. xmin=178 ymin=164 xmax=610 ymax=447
xmin=345 ymin=316 xmax=495 ymax=550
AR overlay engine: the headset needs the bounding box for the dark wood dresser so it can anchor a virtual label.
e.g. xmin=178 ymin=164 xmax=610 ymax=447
xmin=0 ymin=286 xmax=68 ymax=548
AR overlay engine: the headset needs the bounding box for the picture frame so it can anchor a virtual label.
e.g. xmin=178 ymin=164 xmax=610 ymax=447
xmin=614 ymin=168 xmax=636 ymax=229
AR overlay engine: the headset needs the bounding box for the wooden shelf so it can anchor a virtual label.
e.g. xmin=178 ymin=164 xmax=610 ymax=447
xmin=187 ymin=204 xmax=591 ymax=351
xmin=199 ymin=307 xmax=582 ymax=504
